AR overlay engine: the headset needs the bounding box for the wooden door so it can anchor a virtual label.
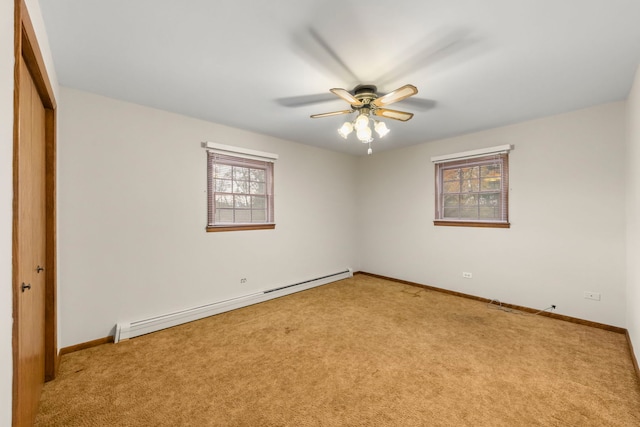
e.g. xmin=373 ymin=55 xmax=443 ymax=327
xmin=12 ymin=2 xmax=58 ymax=425
xmin=14 ymin=55 xmax=47 ymax=427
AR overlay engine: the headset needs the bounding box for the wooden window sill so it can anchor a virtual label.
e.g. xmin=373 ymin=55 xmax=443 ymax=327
xmin=206 ymin=224 xmax=276 ymax=232
xmin=434 ymin=220 xmax=510 ymax=229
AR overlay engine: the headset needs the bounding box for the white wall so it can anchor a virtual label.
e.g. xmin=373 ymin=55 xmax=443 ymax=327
xmin=627 ymin=65 xmax=640 ymax=362
xmin=58 ymin=87 xmax=359 ymax=347
xmin=357 ymin=102 xmax=627 ymax=327
xmin=0 ymin=0 xmax=14 ymax=423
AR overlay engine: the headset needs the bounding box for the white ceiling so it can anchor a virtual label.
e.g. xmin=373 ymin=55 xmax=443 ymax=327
xmin=39 ymin=0 xmax=640 ymax=156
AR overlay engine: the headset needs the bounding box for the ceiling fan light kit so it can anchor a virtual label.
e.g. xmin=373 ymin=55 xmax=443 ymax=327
xmin=311 ymin=84 xmax=418 ymax=155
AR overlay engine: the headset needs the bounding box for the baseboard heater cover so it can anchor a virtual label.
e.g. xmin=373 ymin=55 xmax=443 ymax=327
xmin=114 ymin=268 xmax=352 ymax=343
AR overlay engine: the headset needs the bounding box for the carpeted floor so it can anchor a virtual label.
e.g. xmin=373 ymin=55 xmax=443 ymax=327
xmin=35 ymin=275 xmax=640 ymax=426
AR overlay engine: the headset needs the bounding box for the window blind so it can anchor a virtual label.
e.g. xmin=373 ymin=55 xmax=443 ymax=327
xmin=431 ymin=144 xmax=511 ymax=164
xmin=207 ymin=152 xmax=275 ymax=227
xmin=203 ymin=141 xmax=278 ymax=163
xmin=434 ymin=153 xmax=509 ymax=224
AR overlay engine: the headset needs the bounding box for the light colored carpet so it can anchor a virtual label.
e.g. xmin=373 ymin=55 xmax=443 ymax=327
xmin=35 ymin=275 xmax=640 ymax=426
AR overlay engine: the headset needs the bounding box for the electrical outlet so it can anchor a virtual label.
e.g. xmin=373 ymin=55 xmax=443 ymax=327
xmin=584 ymin=291 xmax=601 ymax=301
xmin=462 ymin=272 xmax=472 ymax=279
xmin=240 ymin=278 xmax=247 ymax=284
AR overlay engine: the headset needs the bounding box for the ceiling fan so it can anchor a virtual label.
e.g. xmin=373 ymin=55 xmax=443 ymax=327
xmin=310 ymin=84 xmax=418 ymax=154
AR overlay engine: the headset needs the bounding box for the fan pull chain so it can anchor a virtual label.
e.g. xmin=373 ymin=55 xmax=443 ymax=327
xmin=367 ymin=142 xmax=372 ymax=155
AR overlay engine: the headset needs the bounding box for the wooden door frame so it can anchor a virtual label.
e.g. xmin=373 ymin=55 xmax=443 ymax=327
xmin=12 ymin=0 xmax=58 ymax=422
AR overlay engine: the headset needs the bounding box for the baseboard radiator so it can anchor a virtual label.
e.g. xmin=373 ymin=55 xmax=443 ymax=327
xmin=114 ymin=268 xmax=352 ymax=343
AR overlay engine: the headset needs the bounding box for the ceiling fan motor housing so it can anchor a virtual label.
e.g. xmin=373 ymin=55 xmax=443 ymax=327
xmin=353 ymin=85 xmax=378 ymax=108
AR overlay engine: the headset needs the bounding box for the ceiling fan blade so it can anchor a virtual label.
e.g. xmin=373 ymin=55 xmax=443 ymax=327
xmin=308 ymin=28 xmax=360 ymax=82
xmin=400 ymin=97 xmax=437 ymax=111
xmin=291 ymin=27 xmax=360 ymax=85
xmin=374 ymin=30 xmax=478 ymax=86
xmin=330 ymin=88 xmax=363 ymax=106
xmin=276 ymin=93 xmax=338 ymax=107
xmin=373 ymin=108 xmax=414 ymax=122
xmin=310 ymin=110 xmax=353 ymax=119
xmin=372 ymin=84 xmax=418 ymax=107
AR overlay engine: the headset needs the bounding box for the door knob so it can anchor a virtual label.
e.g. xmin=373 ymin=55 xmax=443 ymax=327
xmin=21 ymin=283 xmax=31 ymax=292
xmin=36 ymin=265 xmax=44 ymax=273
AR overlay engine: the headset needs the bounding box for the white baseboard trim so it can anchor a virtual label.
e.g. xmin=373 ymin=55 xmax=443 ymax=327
xmin=114 ymin=268 xmax=352 ymax=343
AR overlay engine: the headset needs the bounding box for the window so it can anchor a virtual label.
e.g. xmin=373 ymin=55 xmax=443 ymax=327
xmin=205 ymin=143 xmax=277 ymax=232
xmin=433 ymin=145 xmax=510 ymax=228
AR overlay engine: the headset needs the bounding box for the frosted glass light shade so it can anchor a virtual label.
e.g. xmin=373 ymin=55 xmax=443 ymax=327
xmin=338 ymin=122 xmax=353 ymax=139
xmin=354 ymin=113 xmax=369 ymax=130
xmin=374 ymin=121 xmax=390 ymax=138
xmin=356 ymin=126 xmax=372 ymax=142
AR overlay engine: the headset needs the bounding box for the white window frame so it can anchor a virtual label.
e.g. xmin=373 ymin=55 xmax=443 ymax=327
xmin=203 ymin=142 xmax=278 ymax=232
xmin=431 ymin=145 xmax=511 ymax=228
